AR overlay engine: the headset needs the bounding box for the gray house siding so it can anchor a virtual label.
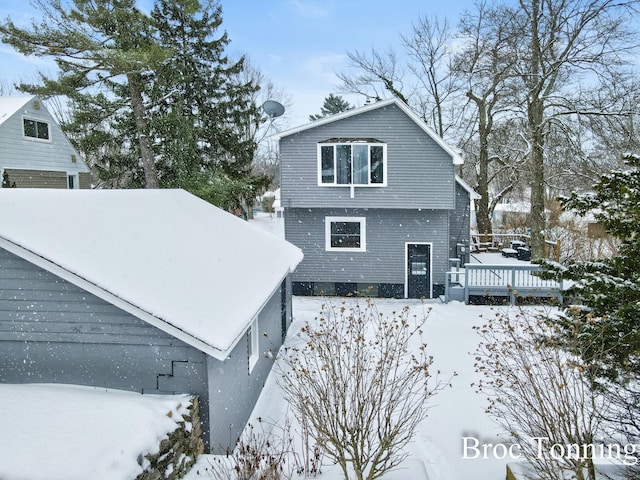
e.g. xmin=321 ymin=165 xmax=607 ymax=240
xmin=285 ymin=207 xmax=450 ymax=297
xmin=0 ymin=97 xmax=90 ymax=188
xmin=207 ymin=284 xmax=286 ymax=452
xmin=0 ymin=247 xmax=292 ymax=453
xmin=449 ymin=181 xmax=472 ymax=260
xmin=280 ymin=103 xmax=456 ymax=210
xmin=0 ymin=248 xmax=210 ymax=446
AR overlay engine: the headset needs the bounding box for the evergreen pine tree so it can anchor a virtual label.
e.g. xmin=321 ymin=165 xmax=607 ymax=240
xmin=0 ymin=0 xmax=169 ymax=187
xmin=541 ymin=153 xmax=640 ymax=381
xmin=309 ymin=94 xmax=353 ymax=121
xmin=150 ymin=0 xmax=259 ymax=189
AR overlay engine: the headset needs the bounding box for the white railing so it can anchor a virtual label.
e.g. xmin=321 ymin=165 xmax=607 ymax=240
xmin=443 ymin=264 xmax=563 ymax=305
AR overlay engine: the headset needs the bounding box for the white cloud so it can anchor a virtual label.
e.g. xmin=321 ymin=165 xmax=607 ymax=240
xmin=287 ymin=0 xmax=332 ymax=18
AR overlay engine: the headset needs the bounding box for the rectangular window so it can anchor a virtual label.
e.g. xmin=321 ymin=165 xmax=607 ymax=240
xmin=318 ymin=142 xmax=386 ymax=186
xmin=325 ymin=217 xmax=366 ymax=252
xmin=248 ymin=317 xmax=259 ymax=373
xmin=23 ymin=118 xmax=50 ymax=140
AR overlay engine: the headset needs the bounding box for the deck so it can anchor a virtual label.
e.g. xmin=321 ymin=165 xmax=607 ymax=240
xmin=444 ymin=253 xmax=563 ymax=305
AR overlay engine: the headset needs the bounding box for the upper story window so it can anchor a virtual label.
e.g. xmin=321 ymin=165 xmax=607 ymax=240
xmin=23 ymin=118 xmax=50 ymax=141
xmin=318 ymin=139 xmax=386 ymax=186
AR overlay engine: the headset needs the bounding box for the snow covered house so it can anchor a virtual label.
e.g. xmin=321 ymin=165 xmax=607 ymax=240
xmin=279 ymin=97 xmax=478 ymax=299
xmin=0 ymin=189 xmax=302 ymax=453
xmin=0 ymin=96 xmax=91 ymax=189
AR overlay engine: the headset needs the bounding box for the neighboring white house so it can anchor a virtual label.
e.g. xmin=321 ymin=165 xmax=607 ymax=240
xmin=0 ymin=188 xmax=303 ymax=452
xmin=0 ymin=95 xmax=91 ymax=188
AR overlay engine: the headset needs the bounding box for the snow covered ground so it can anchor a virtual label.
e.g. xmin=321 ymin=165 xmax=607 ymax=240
xmin=179 ymin=211 xmax=524 ymax=480
xmin=0 ymin=384 xmax=193 ymax=480
xmin=186 ymin=297 xmax=520 ymax=480
xmin=0 ymin=213 xmax=536 ymax=480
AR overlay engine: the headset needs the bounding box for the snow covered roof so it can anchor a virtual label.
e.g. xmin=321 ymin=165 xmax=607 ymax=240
xmin=276 ymin=97 xmax=465 ymax=165
xmin=0 ymin=96 xmax=33 ymax=127
xmin=455 ymin=175 xmax=481 ymax=200
xmin=0 ymin=189 xmax=303 ymax=359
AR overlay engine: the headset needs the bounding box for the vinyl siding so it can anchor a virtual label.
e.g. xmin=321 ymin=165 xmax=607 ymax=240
xmin=449 ymin=181 xmax=472 ymax=257
xmin=3 ymin=168 xmax=67 ymax=188
xmin=79 ymin=172 xmax=91 ymax=189
xmin=280 ymin=103 xmax=456 ymax=210
xmin=0 ymin=248 xmax=211 ymax=446
xmin=206 ymin=283 xmax=286 ymax=452
xmin=285 ymin=208 xmax=450 ymax=287
xmin=0 ymin=98 xmax=90 ymax=180
xmin=0 ymin=247 xmax=289 ymax=453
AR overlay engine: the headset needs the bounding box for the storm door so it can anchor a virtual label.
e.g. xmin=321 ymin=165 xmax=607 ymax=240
xmin=406 ymin=243 xmax=431 ymax=298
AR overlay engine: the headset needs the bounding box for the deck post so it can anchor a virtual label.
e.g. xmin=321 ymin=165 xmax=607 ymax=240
xmin=464 ymin=266 xmax=470 ymax=304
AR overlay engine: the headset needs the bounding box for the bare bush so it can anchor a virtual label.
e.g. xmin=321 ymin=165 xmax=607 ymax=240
xmin=278 ymin=299 xmax=451 ymax=480
xmin=207 ymin=420 xmax=296 ymax=480
xmin=473 ymin=308 xmax=606 ymax=480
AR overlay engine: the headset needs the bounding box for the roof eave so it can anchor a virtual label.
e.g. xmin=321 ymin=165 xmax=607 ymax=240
xmin=277 ymin=97 xmax=465 ymax=165
xmin=0 ymin=235 xmax=232 ymax=361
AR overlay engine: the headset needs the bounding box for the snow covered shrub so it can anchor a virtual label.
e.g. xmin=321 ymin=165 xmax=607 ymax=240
xmin=278 ymin=299 xmax=450 ymax=480
xmin=473 ymin=308 xmax=606 ymax=480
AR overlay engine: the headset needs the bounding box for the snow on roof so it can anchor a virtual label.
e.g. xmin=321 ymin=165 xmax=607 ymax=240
xmin=0 ymin=189 xmax=303 ymax=359
xmin=276 ymin=97 xmax=464 ymax=165
xmin=0 ymin=96 xmax=33 ymax=127
xmin=455 ymin=175 xmax=481 ymax=200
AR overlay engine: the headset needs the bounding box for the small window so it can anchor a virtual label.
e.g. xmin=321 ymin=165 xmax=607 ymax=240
xmin=325 ymin=217 xmax=366 ymax=252
xmin=318 ymin=141 xmax=386 ymax=186
xmin=248 ymin=317 xmax=259 ymax=373
xmin=23 ymin=118 xmax=50 ymax=140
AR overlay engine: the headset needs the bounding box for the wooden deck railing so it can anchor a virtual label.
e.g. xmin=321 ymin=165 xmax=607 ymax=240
xmin=443 ymin=264 xmax=563 ymax=305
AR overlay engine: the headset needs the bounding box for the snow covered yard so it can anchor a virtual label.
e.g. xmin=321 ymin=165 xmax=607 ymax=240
xmin=185 ymin=296 xmax=524 ymax=480
xmin=0 ymin=384 xmax=196 ymax=480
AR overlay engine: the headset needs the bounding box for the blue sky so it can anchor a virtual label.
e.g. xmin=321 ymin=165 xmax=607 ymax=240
xmin=0 ymin=0 xmax=474 ymax=127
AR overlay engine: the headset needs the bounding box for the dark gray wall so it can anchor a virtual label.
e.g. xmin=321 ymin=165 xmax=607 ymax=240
xmin=284 ymin=208 xmax=450 ymax=287
xmin=0 ymin=248 xmax=211 ymax=447
xmin=280 ymin=103 xmax=456 ymax=210
xmin=449 ymin=181 xmax=472 ymax=259
xmin=206 ymin=283 xmax=286 ymax=452
xmin=0 ymin=247 xmax=292 ymax=453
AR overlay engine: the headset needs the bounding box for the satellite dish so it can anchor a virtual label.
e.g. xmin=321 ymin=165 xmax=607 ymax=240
xmin=262 ymin=100 xmax=285 ymax=118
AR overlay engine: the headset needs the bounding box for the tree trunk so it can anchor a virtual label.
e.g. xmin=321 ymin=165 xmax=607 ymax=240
xmin=529 ymin=117 xmax=546 ymax=260
xmin=475 ymin=97 xmax=493 ymax=236
xmin=128 ymin=72 xmax=158 ymax=188
xmin=527 ymin=0 xmax=546 ymax=260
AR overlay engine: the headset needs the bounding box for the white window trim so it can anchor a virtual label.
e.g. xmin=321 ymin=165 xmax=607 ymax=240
xmin=22 ymin=116 xmax=51 ymax=143
xmin=248 ymin=316 xmax=259 ymax=373
xmin=325 ymin=216 xmax=366 ymax=252
xmin=317 ymin=142 xmax=387 ymax=187
xmin=67 ymin=174 xmax=78 ymax=189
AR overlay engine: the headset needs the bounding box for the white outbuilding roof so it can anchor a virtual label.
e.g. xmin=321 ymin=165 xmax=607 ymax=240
xmin=0 ymin=189 xmax=303 ymax=359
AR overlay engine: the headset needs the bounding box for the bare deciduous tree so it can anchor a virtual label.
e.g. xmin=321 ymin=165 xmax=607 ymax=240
xmin=337 ymin=47 xmax=409 ymax=105
xmin=452 ymin=2 xmax=521 ymax=236
xmin=473 ymin=308 xmax=606 ymax=480
xmin=509 ymin=0 xmax=638 ymax=258
xmin=278 ymin=299 xmax=451 ymax=480
xmin=402 ymin=15 xmax=457 ymax=137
